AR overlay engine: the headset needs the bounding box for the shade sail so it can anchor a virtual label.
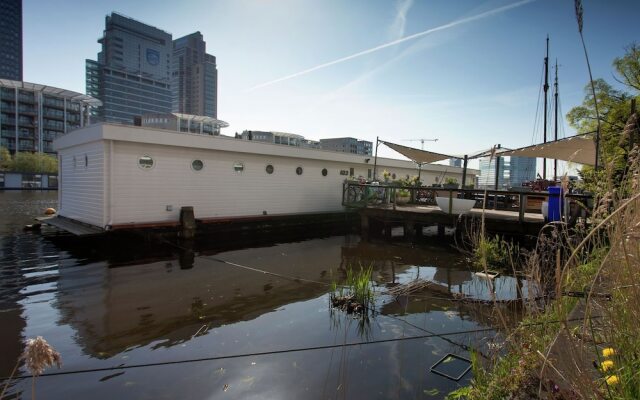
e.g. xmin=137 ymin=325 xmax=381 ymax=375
xmin=381 ymin=140 xmax=453 ymax=164
xmin=497 ymin=135 xmax=596 ymax=166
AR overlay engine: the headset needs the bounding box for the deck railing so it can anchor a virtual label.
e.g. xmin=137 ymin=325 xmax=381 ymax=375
xmin=342 ymin=182 xmax=593 ymax=223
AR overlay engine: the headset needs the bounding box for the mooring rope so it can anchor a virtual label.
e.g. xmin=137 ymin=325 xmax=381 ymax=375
xmin=0 ymin=315 xmax=600 ymax=382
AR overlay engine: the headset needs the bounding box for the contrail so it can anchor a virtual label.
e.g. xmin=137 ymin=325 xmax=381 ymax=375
xmin=248 ymin=0 xmax=535 ymax=91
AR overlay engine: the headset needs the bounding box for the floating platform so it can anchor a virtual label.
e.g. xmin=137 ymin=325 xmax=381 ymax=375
xmin=37 ymin=216 xmax=105 ymax=236
xmin=359 ymin=204 xmax=546 ymax=238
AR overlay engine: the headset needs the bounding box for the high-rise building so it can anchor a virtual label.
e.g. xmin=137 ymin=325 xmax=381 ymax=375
xmin=86 ymin=13 xmax=172 ymax=124
xmin=0 ymin=0 xmax=23 ymax=81
xmin=319 ymin=137 xmax=372 ymax=155
xmin=476 ymin=155 xmax=536 ymax=189
xmin=508 ymin=156 xmax=537 ymax=186
xmin=172 ymin=32 xmax=217 ymax=118
xmin=449 ymin=158 xmax=462 ymax=168
xmin=0 ymin=79 xmax=100 ymax=154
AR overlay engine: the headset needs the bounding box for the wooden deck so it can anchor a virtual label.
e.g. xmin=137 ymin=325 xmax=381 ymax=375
xmin=359 ymin=204 xmax=546 ymax=238
xmin=37 ymin=216 xmax=105 ymax=236
xmin=343 ymin=183 xmax=592 ymax=239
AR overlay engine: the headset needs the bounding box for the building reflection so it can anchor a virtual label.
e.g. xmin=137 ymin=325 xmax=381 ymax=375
xmin=52 ymin=234 xmax=522 ymax=359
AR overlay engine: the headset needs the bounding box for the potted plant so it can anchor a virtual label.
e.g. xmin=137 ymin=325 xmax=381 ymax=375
xmin=443 ymin=177 xmax=460 ymax=189
xmin=395 ymin=188 xmax=411 ymax=205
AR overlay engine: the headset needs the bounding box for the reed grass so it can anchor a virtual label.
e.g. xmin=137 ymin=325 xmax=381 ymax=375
xmin=448 ymin=143 xmax=640 ymax=399
xmin=330 ymin=264 xmax=375 ymax=315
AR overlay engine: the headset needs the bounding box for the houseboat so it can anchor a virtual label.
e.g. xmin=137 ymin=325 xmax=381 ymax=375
xmin=52 ymin=123 xmax=476 ymax=233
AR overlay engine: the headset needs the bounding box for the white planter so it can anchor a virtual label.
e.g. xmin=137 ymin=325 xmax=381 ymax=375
xmin=436 ymin=197 xmax=476 ymax=214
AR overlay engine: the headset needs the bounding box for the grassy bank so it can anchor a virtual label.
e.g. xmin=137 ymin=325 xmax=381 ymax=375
xmin=449 ymin=145 xmax=640 ymax=398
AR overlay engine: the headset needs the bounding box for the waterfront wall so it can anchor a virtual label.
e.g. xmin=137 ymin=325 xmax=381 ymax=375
xmin=0 ymin=171 xmax=57 ymax=189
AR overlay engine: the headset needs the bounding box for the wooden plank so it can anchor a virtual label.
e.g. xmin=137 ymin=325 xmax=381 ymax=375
xmin=37 ymin=216 xmax=104 ymax=236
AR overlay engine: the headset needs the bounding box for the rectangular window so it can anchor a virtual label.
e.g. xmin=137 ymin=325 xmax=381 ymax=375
xmin=368 ymin=169 xmax=372 ymax=179
xmin=48 ymin=175 xmax=58 ymax=188
xmin=349 ymin=167 xmax=354 ymax=176
xmin=21 ymin=174 xmax=42 ymax=188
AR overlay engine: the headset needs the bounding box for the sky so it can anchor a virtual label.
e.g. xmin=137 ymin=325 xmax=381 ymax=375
xmin=21 ymin=0 xmax=640 ymax=171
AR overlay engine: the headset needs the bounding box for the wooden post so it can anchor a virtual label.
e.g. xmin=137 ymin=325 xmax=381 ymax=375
xmin=448 ymin=189 xmax=453 ymax=215
xmin=494 ymin=156 xmax=501 ymax=190
xmin=180 ymin=206 xmax=196 ymax=239
xmin=373 ymin=137 xmax=379 ymax=180
xmin=461 ymin=155 xmax=468 ymax=187
xmin=404 ymin=221 xmax=415 ymax=241
xmin=360 ymin=214 xmax=370 ymax=240
xmin=518 ymin=193 xmax=526 ymax=222
xmin=437 ymin=223 xmax=445 ymax=238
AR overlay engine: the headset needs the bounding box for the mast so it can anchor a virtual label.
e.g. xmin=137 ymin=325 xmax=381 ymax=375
xmin=542 ymin=36 xmax=549 ymax=180
xmin=553 ymin=59 xmax=559 ymax=181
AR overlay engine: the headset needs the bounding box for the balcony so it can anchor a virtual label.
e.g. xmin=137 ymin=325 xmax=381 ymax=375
xmin=44 ymin=120 xmax=64 ymax=130
xmin=43 ymin=110 xmax=64 ymax=120
xmin=43 ymin=99 xmax=64 ymax=109
xmin=18 ymin=106 xmax=36 ymax=114
xmin=18 ymin=95 xmax=35 ymax=104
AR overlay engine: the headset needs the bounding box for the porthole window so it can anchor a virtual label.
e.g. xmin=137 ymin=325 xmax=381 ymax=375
xmin=296 ymin=166 xmax=303 ymax=175
xmin=321 ymin=168 xmax=328 ymax=176
xmin=138 ymin=155 xmax=154 ymax=170
xmin=392 ymin=173 xmax=396 ymax=179
xmin=191 ymin=159 xmax=204 ymax=171
xmin=233 ymin=162 xmax=244 ymax=173
xmin=266 ymin=164 xmax=274 ymax=174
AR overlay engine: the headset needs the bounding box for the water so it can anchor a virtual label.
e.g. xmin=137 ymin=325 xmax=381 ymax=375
xmin=0 ymin=191 xmax=526 ymax=399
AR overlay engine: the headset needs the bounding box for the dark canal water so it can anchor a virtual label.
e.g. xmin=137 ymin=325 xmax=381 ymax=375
xmin=0 ymin=191 xmax=528 ymax=399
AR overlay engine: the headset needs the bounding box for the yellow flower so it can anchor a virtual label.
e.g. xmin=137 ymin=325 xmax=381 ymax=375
xmin=605 ymin=375 xmax=619 ymax=385
xmin=600 ymin=360 xmax=614 ymax=371
xmin=602 ymin=348 xmax=616 ymax=357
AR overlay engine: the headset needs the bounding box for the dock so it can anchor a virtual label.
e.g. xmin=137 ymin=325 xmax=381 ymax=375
xmin=343 ymin=183 xmax=592 ymax=239
xmin=37 ymin=216 xmax=105 ymax=236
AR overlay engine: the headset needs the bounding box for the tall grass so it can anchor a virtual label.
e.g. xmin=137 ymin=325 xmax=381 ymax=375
xmin=330 ymin=264 xmax=375 ymax=315
xmin=450 ymin=143 xmax=640 ymax=398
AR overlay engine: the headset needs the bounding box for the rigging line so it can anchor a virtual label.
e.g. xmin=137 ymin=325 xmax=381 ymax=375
xmin=532 ymin=61 xmax=545 ymax=145
xmin=0 ymin=326 xmax=500 ymax=381
xmin=0 ymin=315 xmax=601 ymax=382
xmin=198 ymin=254 xmax=330 ymax=287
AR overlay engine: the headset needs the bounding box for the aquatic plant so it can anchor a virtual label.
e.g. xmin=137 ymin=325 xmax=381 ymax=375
xmin=472 ymin=234 xmax=519 ymax=270
xmin=0 ymin=336 xmax=62 ymax=400
xmin=330 ymin=264 xmax=375 ymax=315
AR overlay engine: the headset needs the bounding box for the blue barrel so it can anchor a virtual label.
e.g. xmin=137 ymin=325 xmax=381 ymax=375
xmin=547 ymin=186 xmax=563 ymax=222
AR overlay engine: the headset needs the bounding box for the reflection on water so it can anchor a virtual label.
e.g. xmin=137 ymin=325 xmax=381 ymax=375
xmin=0 ymin=191 xmax=526 ymax=399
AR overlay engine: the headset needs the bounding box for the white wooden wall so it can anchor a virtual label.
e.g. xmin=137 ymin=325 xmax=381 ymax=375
xmin=59 ymin=141 xmax=105 ymax=227
xmin=109 ymin=141 xmax=413 ymax=224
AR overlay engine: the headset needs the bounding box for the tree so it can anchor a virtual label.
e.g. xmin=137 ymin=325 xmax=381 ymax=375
xmin=567 ymin=44 xmax=640 ymax=189
xmin=0 ymin=146 xmax=13 ymax=171
xmin=613 ymin=42 xmax=640 ymax=92
xmin=12 ymin=152 xmax=58 ymax=174
xmin=0 ymin=149 xmax=58 ymax=174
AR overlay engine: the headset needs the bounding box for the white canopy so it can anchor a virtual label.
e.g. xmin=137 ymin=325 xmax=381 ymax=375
xmin=498 ymin=135 xmax=596 ymax=166
xmin=381 ymin=140 xmax=453 ymax=164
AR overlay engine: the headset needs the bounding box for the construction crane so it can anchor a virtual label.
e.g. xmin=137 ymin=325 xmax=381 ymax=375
xmin=403 ymin=138 xmax=439 ymax=150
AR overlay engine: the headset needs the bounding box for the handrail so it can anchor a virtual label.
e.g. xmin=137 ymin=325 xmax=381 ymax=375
xmin=342 ymin=182 xmax=593 ymax=222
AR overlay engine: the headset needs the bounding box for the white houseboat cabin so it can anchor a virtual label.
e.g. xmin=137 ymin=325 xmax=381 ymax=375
xmin=53 ymin=123 xmax=477 ymax=231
